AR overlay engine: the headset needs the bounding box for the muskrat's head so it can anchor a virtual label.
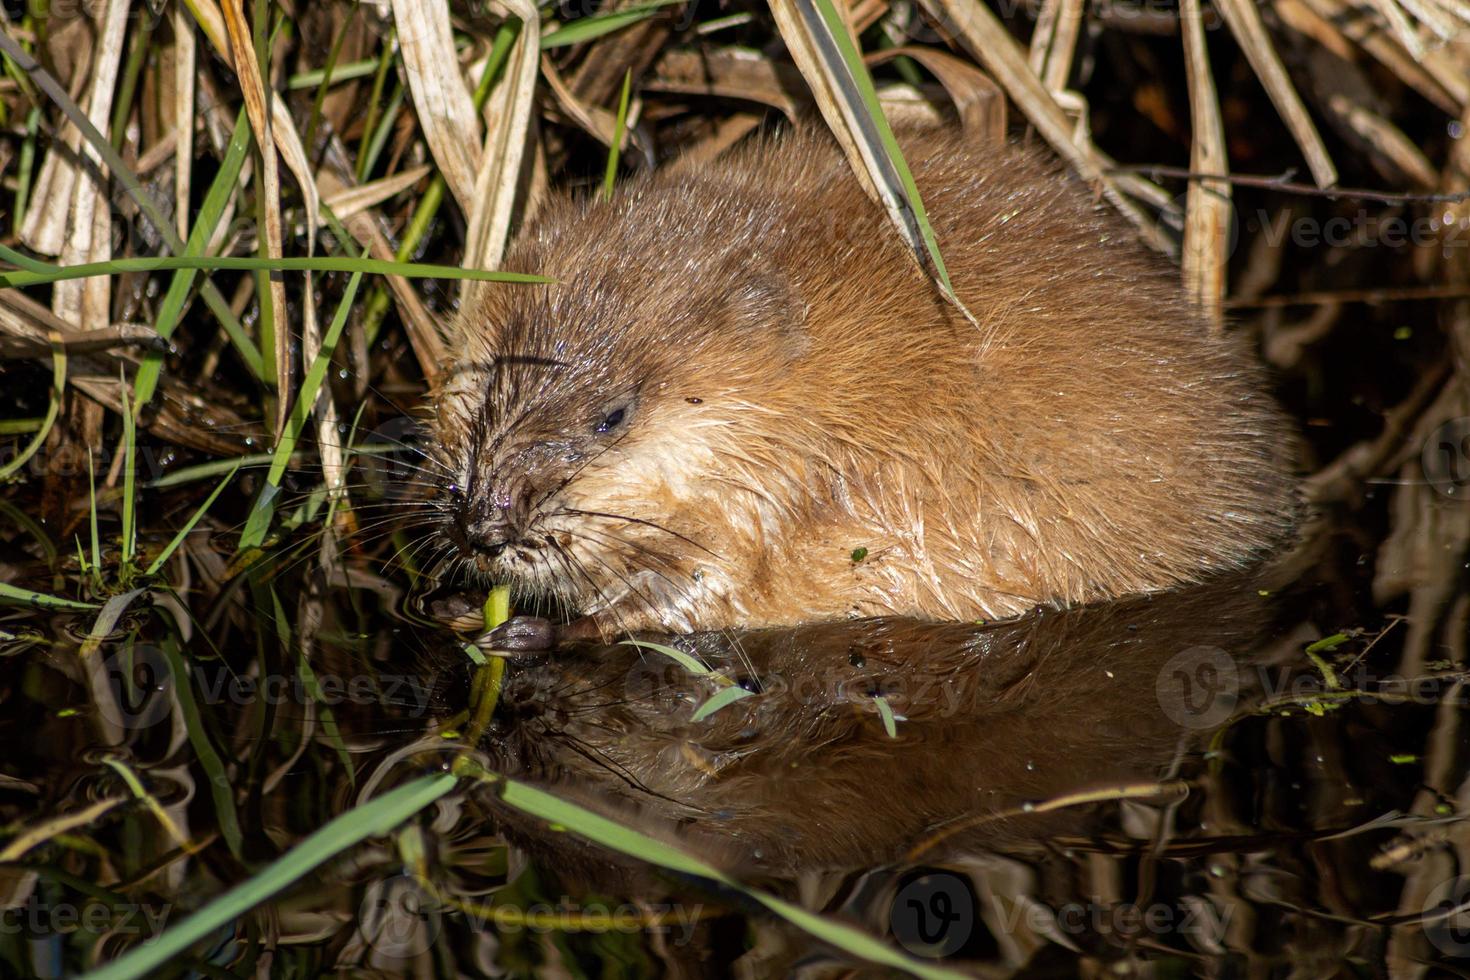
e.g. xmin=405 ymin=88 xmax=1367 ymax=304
xmin=428 ymin=188 xmax=807 ymax=626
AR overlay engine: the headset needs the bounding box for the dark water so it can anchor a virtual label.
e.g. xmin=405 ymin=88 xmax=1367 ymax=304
xmin=3 ymin=503 xmax=1469 ymax=977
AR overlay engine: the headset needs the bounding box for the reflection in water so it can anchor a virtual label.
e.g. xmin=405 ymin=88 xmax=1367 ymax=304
xmin=473 ymin=573 xmax=1299 ymax=969
xmin=487 ymin=574 xmax=1278 ymax=873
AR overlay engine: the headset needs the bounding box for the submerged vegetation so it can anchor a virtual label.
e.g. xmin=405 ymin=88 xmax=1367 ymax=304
xmin=0 ymin=0 xmax=1467 ymax=974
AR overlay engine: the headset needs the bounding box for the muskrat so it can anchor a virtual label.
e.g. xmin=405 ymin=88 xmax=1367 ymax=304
xmin=430 ymin=126 xmax=1297 ymax=635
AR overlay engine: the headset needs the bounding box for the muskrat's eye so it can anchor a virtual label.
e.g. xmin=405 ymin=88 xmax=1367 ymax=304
xmin=595 ymin=406 xmax=628 ymax=434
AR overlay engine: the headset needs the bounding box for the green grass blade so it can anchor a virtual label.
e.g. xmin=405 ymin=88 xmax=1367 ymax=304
xmin=778 ymin=0 xmax=967 ymax=315
xmin=87 ymin=451 xmax=101 ymax=587
xmin=0 ymin=582 xmax=98 ymax=611
xmin=618 ymin=639 xmax=712 ymax=676
xmin=690 ymin=683 xmax=755 ymax=722
xmin=0 ymin=333 xmax=63 ymax=480
xmin=873 ymin=695 xmax=898 ymax=737
xmin=357 ymin=83 xmax=404 ymax=181
xmin=119 ymin=385 xmax=137 ymax=573
xmin=134 ymin=107 xmax=259 ymax=405
xmin=158 ymin=633 xmax=245 ymax=859
xmin=621 ymin=638 xmax=756 ymax=718
xmin=540 ymin=0 xmax=683 ymax=49
xmin=288 ymin=56 xmax=379 ymax=90
xmin=490 ymin=776 xmax=967 ymax=979
xmin=81 ymin=773 xmax=458 ymax=980
xmin=0 ymin=500 xmax=57 ymax=569
xmin=142 ymin=455 xmax=276 ymax=489
xmin=240 ymin=266 xmax=364 ymax=550
xmin=602 ymin=69 xmax=633 ymax=201
xmin=358 ymin=20 xmax=519 ymax=340
xmin=79 ymin=588 xmax=146 ymax=658
xmin=295 ymin=651 xmax=355 ymax=787
xmin=0 ymin=240 xmax=54 ymax=272
xmin=108 ymin=24 xmax=149 ymax=152
xmin=355 ymin=31 xmax=397 ymax=182
xmin=12 ymin=105 xmax=38 ymax=236
xmin=303 ymin=3 xmax=361 ymax=149
xmin=144 ymin=466 xmax=239 ymax=577
xmin=0 ymin=256 xmax=553 ymax=289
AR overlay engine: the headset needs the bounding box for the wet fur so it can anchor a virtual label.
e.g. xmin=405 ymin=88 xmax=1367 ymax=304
xmin=432 ymin=126 xmax=1297 ymax=632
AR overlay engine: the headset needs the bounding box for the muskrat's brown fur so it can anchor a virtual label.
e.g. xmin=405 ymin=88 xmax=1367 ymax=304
xmin=432 ymin=126 xmax=1297 ymax=632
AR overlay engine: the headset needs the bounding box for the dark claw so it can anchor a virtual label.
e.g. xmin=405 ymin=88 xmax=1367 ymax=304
xmin=481 ymin=615 xmax=556 ymax=655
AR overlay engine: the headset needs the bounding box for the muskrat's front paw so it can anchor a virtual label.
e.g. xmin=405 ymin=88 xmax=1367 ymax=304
xmin=479 ymin=615 xmax=556 ymax=656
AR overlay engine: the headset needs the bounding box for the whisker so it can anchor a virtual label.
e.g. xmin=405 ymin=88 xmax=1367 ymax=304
xmin=551 ymin=507 xmax=721 ymax=560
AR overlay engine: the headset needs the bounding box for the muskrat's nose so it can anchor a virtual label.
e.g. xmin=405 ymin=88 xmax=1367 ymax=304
xmin=451 ymin=498 xmax=516 ymax=556
xmin=457 ymin=515 xmax=512 ymax=556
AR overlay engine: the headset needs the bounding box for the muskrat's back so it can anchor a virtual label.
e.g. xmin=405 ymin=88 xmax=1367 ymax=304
xmin=433 ymin=127 xmax=1297 ymax=630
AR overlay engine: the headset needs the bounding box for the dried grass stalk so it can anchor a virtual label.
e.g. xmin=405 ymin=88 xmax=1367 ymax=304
xmin=173 ymin=7 xmax=196 ymax=242
xmin=53 ymin=0 xmax=131 ymax=333
xmin=1276 ymin=0 xmax=1458 ymax=114
xmin=391 ymin=0 xmax=484 ymax=213
xmin=1180 ymin=0 xmax=1231 ymax=320
xmin=917 ymin=0 xmax=1170 ymax=251
xmin=1027 ymin=0 xmax=1083 ymax=93
xmin=768 ymin=0 xmax=884 ymax=204
xmin=1214 ymin=0 xmax=1335 ymax=188
xmin=1300 ymin=0 xmax=1468 ymax=109
xmin=769 ymin=0 xmax=970 ymax=315
xmin=645 ymin=47 xmax=805 ymax=119
xmin=866 ymin=47 xmax=1006 ymax=143
xmin=322 ymin=166 xmax=434 ymax=221
xmin=463 ymin=0 xmax=541 ymax=281
xmin=221 ymin=0 xmax=290 ymax=433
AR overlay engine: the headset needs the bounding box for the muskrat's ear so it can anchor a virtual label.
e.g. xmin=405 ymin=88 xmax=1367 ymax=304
xmin=729 ymin=271 xmax=808 ymax=360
